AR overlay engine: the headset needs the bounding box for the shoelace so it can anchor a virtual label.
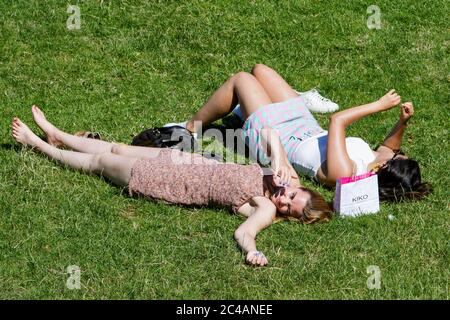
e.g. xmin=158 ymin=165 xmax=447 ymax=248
xmin=310 ymin=89 xmax=331 ymax=102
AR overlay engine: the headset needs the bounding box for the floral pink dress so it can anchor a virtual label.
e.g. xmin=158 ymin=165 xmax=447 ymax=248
xmin=128 ymin=149 xmax=265 ymax=213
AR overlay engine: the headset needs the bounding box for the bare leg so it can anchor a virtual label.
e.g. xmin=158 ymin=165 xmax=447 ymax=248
xmin=31 ymin=105 xmax=116 ymax=154
xmin=32 ymin=105 xmax=171 ymax=160
xmin=250 ymin=64 xmax=299 ymax=103
xmin=110 ymin=144 xmax=164 ymax=159
xmin=12 ymin=118 xmax=136 ymax=186
xmin=187 ymin=72 xmax=272 ymax=133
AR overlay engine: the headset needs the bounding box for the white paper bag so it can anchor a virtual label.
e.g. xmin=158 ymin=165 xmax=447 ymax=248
xmin=333 ymin=173 xmax=380 ymax=217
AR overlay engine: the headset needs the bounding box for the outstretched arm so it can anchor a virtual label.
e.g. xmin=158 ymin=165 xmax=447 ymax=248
xmin=377 ymin=102 xmax=414 ymax=152
xmin=326 ymin=90 xmax=401 ymax=183
xmin=234 ymin=197 xmax=277 ymax=267
xmin=260 ymin=127 xmax=300 ymax=187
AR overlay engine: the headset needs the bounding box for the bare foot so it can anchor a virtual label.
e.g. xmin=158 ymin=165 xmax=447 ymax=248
xmin=31 ymin=105 xmax=62 ymax=146
xmin=11 ymin=118 xmax=42 ymax=147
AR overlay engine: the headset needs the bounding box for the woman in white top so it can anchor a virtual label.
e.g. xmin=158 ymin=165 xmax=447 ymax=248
xmin=182 ymin=64 xmax=431 ymax=202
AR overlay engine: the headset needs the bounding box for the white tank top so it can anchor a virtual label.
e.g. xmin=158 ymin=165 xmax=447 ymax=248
xmin=290 ymin=131 xmax=376 ymax=179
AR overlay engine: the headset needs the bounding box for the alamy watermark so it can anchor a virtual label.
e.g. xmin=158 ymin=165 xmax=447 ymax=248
xmin=367 ymin=5 xmax=382 ymax=29
xmin=67 ymin=5 xmax=81 ymax=30
xmin=150 ymin=121 xmax=276 ymax=171
xmin=366 ymin=265 xmax=381 ymax=289
xmin=66 ymin=265 xmax=81 ymax=290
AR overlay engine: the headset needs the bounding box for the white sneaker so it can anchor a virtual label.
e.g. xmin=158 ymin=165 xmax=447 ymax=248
xmin=163 ymin=121 xmax=198 ymax=139
xmin=298 ymin=89 xmax=339 ymax=113
xmin=232 ymin=89 xmax=338 ymax=118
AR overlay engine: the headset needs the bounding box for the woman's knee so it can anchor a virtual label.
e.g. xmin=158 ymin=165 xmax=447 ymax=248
xmin=91 ymin=153 xmax=107 ymax=171
xmin=110 ymin=144 xmax=123 ymax=155
xmin=232 ymin=71 xmax=258 ymax=85
xmin=95 ymin=151 xmax=119 ymax=170
xmin=251 ymin=64 xmax=271 ymax=79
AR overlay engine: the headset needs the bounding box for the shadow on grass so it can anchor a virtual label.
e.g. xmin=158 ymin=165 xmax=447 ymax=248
xmin=201 ymin=114 xmax=253 ymax=161
xmin=0 ymin=143 xmax=22 ymax=152
xmin=1 ymin=134 xmax=49 ymax=153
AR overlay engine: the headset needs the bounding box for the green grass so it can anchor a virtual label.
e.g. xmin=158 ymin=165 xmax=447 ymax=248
xmin=0 ymin=0 xmax=449 ymax=299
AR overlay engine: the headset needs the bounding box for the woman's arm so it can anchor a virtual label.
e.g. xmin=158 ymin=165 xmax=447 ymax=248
xmin=234 ymin=197 xmax=276 ymax=266
xmin=326 ymin=90 xmax=401 ymax=182
xmin=378 ymin=102 xmax=414 ymax=152
xmin=260 ymin=126 xmax=300 ymax=187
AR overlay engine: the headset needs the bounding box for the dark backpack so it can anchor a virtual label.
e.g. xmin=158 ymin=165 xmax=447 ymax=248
xmin=131 ymin=126 xmax=198 ymax=152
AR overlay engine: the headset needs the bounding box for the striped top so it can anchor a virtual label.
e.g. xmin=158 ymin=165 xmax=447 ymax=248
xmin=242 ymin=95 xmax=325 ymax=165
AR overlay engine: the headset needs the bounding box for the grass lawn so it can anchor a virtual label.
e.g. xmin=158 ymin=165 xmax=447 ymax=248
xmin=0 ymin=0 xmax=448 ymax=299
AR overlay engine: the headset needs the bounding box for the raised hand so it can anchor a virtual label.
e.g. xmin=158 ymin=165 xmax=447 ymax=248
xmin=271 ymin=157 xmax=292 ymax=187
xmin=378 ymin=89 xmax=401 ymax=111
xmin=246 ymin=250 xmax=268 ymax=267
xmin=400 ymin=102 xmax=414 ymax=123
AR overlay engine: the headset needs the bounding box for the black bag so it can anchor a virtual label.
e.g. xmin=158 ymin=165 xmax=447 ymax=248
xmin=131 ymin=126 xmax=198 ymax=152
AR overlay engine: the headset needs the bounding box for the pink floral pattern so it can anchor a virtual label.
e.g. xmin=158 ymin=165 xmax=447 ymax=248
xmin=128 ymin=149 xmax=264 ymax=212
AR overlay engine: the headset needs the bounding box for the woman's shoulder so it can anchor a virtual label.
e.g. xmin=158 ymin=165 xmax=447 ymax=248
xmin=235 ymin=196 xmax=276 ymax=218
xmin=236 ymin=196 xmax=275 ymax=217
xmin=345 ymin=137 xmax=376 ymax=174
xmin=345 ymin=137 xmax=374 ymax=154
xmin=345 ymin=136 xmax=370 ymax=145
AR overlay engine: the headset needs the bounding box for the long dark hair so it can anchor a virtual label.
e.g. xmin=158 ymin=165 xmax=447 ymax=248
xmin=377 ymin=157 xmax=432 ymax=202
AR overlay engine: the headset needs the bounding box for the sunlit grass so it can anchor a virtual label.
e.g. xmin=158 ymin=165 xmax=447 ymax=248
xmin=0 ymin=0 xmax=448 ymax=299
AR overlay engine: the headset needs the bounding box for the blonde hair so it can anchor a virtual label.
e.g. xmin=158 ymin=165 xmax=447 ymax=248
xmin=279 ymin=188 xmax=333 ymax=224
